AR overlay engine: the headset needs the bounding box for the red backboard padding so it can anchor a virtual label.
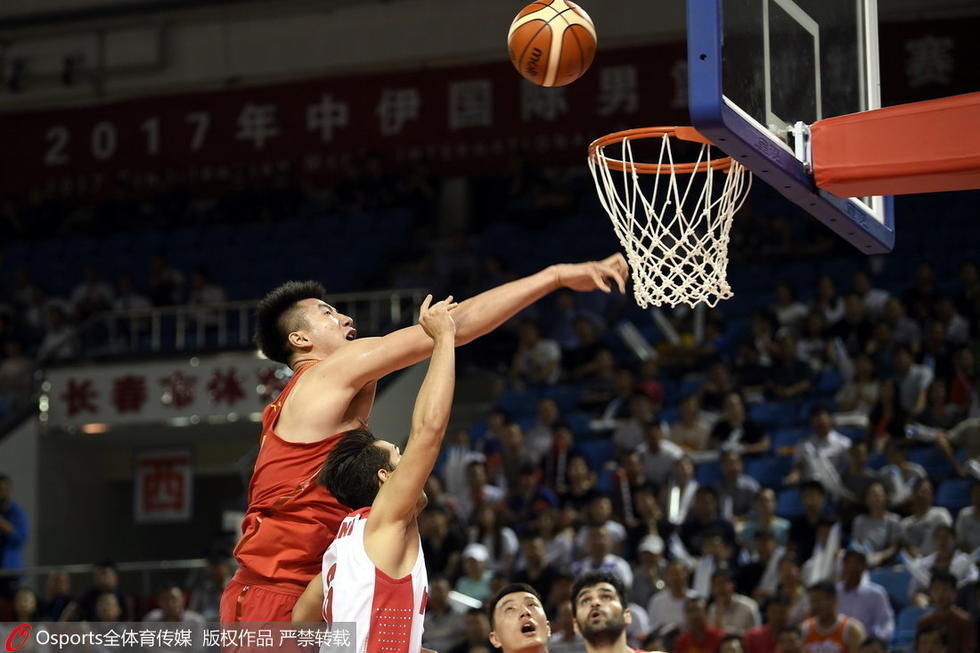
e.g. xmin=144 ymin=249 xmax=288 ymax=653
xmin=812 ymin=91 xmax=980 ymax=197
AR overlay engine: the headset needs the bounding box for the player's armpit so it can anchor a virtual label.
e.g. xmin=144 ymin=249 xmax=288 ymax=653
xmin=291 ymin=575 xmax=325 ymax=623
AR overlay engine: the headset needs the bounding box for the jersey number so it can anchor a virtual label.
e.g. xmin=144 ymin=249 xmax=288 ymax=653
xmin=324 ymin=563 xmax=337 ymax=625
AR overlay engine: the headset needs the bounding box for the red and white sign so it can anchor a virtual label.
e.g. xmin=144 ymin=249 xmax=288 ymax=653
xmin=44 ymin=354 xmax=290 ymax=427
xmin=134 ymin=448 xmax=193 ymax=523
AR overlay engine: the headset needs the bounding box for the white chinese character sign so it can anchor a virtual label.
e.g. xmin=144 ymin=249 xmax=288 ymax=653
xmin=135 ymin=448 xmax=193 ymax=523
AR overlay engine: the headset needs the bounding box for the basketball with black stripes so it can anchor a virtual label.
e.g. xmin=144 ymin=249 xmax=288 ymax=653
xmin=507 ymin=0 xmax=597 ymax=87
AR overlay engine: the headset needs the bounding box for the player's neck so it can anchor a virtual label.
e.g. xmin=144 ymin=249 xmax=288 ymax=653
xmin=506 ymin=644 xmax=547 ymax=653
xmin=291 ymin=356 xmax=323 ymax=371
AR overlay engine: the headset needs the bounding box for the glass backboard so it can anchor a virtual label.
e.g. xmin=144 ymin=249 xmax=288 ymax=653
xmin=687 ymin=0 xmax=895 ymax=253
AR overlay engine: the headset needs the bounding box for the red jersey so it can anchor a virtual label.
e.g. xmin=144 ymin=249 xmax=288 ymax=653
xmin=674 ymin=626 xmax=725 ymax=653
xmin=232 ymin=362 xmax=348 ymax=594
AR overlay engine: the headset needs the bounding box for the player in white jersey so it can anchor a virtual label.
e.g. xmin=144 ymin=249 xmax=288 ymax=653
xmin=292 ymin=294 xmax=458 ymax=653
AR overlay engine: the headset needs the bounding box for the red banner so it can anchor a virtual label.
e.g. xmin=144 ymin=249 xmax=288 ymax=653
xmin=0 ymin=18 xmax=976 ymax=200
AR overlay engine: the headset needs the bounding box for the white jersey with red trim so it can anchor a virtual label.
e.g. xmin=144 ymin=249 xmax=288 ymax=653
xmin=320 ymin=508 xmax=428 ymax=653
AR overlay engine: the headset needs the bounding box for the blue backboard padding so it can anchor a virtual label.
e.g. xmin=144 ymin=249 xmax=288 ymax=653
xmin=686 ymin=0 xmax=895 ymax=253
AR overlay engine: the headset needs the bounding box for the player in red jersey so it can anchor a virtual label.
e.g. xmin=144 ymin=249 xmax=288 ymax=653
xmin=290 ymin=295 xmax=456 ymax=653
xmin=219 ymin=255 xmax=628 ymax=623
xmin=571 ymin=570 xmax=663 ymax=653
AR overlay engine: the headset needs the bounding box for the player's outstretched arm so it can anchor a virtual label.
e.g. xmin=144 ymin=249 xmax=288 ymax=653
xmin=321 ymin=254 xmax=628 ymax=389
xmin=370 ymin=295 xmax=456 ymax=527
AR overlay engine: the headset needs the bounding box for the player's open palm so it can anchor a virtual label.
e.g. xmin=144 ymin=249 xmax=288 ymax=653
xmin=418 ymin=294 xmax=457 ymax=340
xmin=556 ymin=253 xmax=628 ymax=294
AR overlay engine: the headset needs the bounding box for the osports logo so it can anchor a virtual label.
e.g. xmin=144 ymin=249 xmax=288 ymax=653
xmin=5 ymin=623 xmax=31 ymax=652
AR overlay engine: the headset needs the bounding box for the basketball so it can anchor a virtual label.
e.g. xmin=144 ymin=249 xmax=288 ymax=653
xmin=507 ymin=0 xmax=597 ymax=88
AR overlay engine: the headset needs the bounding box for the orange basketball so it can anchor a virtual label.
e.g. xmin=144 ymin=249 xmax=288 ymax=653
xmin=507 ymin=0 xmax=597 ymax=88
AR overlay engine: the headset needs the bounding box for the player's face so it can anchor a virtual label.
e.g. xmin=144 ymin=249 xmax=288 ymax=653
xmin=573 ymin=582 xmax=629 ymax=640
xmin=489 ymin=592 xmax=551 ymax=652
xmin=295 ymin=298 xmax=356 ymax=350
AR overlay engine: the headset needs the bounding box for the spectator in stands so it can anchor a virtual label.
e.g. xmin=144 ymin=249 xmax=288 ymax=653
xmin=788 ymin=482 xmax=834 ymax=563
xmin=39 ymin=570 xmax=75 ymax=621
xmin=772 ymin=281 xmax=808 ymax=331
xmin=497 ymin=422 xmax=536 ymax=491
xmin=541 ymin=423 xmax=576 ymax=494
xmin=776 ymin=627 xmax=804 ymax=653
xmin=835 ymin=550 xmax=894 ymax=643
xmin=883 ymin=297 xmax=921 ymax=352
xmin=613 ymin=452 xmax=655 ymax=528
xmin=913 ymin=623 xmax=948 ymax=653
xmin=709 ymin=392 xmax=770 ymax=456
xmin=575 ymin=496 xmax=627 ymax=554
xmin=813 ymin=275 xmax=845 ymax=326
xmin=775 ymin=557 xmax=809 ymax=627
xmin=562 ymin=316 xmax=606 ymax=381
xmin=743 ymin=594 xmax=790 ymax=653
xmin=766 ymin=332 xmax=813 ymax=401
xmin=909 ymin=525 xmax=979 ymax=601
xmin=470 ymin=503 xmax=519 ymax=575
xmin=699 ymin=362 xmax=737 ymax=416
xmin=662 ymin=456 xmax=698 ymax=526
xmin=423 ymin=578 xmax=465 ymax=653
xmin=904 ymin=262 xmax=938 ymax=324
xmin=733 ymin=341 xmax=768 ymax=401
xmin=613 ymin=394 xmax=658 ymax=454
xmin=800 ymin=582 xmax=866 ymax=653
xmin=526 ymin=398 xmax=562 ymax=460
xmin=850 ymin=481 xmax=901 ymax=568
xmin=679 ymin=486 xmax=737 ymax=557
xmin=512 ymin=535 xmax=561 ymax=604
xmin=866 ymin=379 xmax=910 ymax=452
xmin=511 ymin=320 xmax=561 ymax=387
xmin=737 ymin=530 xmax=783 ymax=600
xmin=447 ymin=609 xmax=491 ymax=653
xmin=740 ymin=489 xmax=790 ymax=552
xmin=548 ymin=601 xmax=580 ymax=653
xmin=835 ymin=354 xmax=880 ymax=418
xmin=878 ymin=438 xmax=927 ymax=508
xmin=571 ymin=526 xmax=633 ymax=590
xmin=947 ymin=347 xmax=977 ymax=412
xmin=0 ymin=340 xmax=33 ymax=409
xmin=629 ymin=533 xmax=665 ymax=607
xmin=637 ymin=422 xmax=684 ymax=491
xmin=456 ymin=543 xmax=493 ymax=603
xmin=12 ymin=588 xmax=39 ymax=621
xmin=78 ymin=563 xmax=133 ymax=620
xmin=708 ymin=569 xmax=760 ymax=636
xmin=647 ymin=560 xmax=695 ymax=636
xmin=894 ymin=345 xmax=934 ymax=416
xmin=143 ymin=585 xmax=204 ymax=624
xmin=425 ymin=474 xmax=461 ymax=518
xmin=852 ymin=270 xmax=890 ymax=317
xmin=70 ymin=265 xmax=114 ymax=320
xmin=188 ymin=267 xmax=227 ymax=328
xmin=421 ymin=506 xmax=466 ymax=580
xmin=917 ymin=571 xmax=976 ymax=653
xmin=94 ymin=592 xmax=123 ymax=622
xmin=901 ymin=478 xmax=953 ymax=558
xmin=716 ymin=450 xmax=760 ymax=520
xmin=955 ymin=261 xmax=980 ymax=319
xmin=785 ymin=407 xmax=850 ymax=494
xmin=917 ymin=380 xmax=963 ymax=429
xmin=508 ymin=462 xmax=560 ymax=529
xmin=720 ymin=635 xmax=746 ymax=653
xmin=675 ymin=597 xmax=725 ymax=653
xmin=560 ymin=455 xmax=601 ymax=519
xmin=36 ymin=306 xmax=78 ymax=362
xmin=830 ymin=294 xmax=875 ymax=356
xmin=670 ymin=395 xmax=713 ymax=452
xmin=840 ymin=441 xmax=877 ymax=523
xmin=797 ymin=312 xmax=830 ymax=372
xmin=146 ymin=254 xmax=185 ymax=306
xmin=935 ymin=297 xmax=969 ymax=346
xmin=458 ymin=459 xmax=505 ymax=523
xmin=0 ymin=475 xmax=27 ymax=598
xmin=185 ymin=554 xmax=231 ymax=621
xmin=954 ymin=482 xmax=980 ymax=552
xmin=920 ymin=321 xmax=955 ymax=383
xmin=113 ymin=275 xmax=151 ymax=311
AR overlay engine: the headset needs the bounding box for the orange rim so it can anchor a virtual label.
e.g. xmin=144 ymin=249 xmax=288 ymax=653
xmin=588 ymin=126 xmax=733 ymax=174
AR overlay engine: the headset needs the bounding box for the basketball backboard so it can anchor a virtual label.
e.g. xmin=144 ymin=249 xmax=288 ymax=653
xmin=687 ymin=0 xmax=895 ymax=253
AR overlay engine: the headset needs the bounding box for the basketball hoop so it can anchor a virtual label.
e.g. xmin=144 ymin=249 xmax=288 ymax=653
xmin=588 ymin=126 xmax=752 ymax=308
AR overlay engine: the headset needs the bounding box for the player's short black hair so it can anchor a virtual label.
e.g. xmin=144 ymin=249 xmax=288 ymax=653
xmin=571 ymin=570 xmax=627 ymax=609
xmin=488 ymin=583 xmax=544 ymax=629
xmin=807 ymin=580 xmax=837 ymax=597
xmin=319 ymin=429 xmax=393 ymax=510
xmin=255 ymin=280 xmax=327 ymax=364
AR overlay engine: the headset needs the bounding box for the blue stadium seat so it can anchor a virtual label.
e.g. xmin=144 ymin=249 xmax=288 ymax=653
xmin=869 ymin=568 xmax=913 ymax=611
xmin=775 ymin=487 xmax=804 ymax=518
xmin=836 ymin=424 xmax=865 ymax=441
xmin=565 ymin=412 xmax=593 ymax=438
xmin=814 ymin=368 xmax=844 ymax=396
xmin=578 ymin=439 xmax=614 ymax=473
xmin=907 ymin=446 xmax=957 ymax=480
xmin=892 ymin=606 xmax=928 ymax=649
xmin=497 ymin=387 xmax=539 ymax=418
xmin=745 ymin=456 xmax=792 ymax=488
xmin=750 ymin=402 xmax=801 ymax=428
xmin=695 ymin=461 xmax=722 ymax=485
xmin=772 ymin=427 xmax=808 ymax=453
xmin=935 ymin=478 xmax=973 ymax=513
xmin=541 ymin=385 xmax=581 ymax=412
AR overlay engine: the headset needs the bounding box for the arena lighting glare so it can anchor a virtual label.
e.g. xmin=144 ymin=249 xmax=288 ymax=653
xmin=81 ymin=422 xmax=111 ymax=434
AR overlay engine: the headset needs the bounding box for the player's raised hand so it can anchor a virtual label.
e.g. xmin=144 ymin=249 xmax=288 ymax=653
xmin=554 ymin=253 xmax=628 ymax=294
xmin=418 ymin=294 xmax=457 ymax=340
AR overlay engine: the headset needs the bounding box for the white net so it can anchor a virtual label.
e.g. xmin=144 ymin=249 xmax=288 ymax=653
xmin=589 ymin=129 xmax=752 ymax=308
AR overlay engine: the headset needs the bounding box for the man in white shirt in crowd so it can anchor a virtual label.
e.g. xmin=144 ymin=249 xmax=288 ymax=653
xmin=647 ymin=560 xmax=696 ymax=636
xmin=706 ymin=569 xmax=760 ymax=636
xmin=900 ymin=478 xmax=953 ymax=558
xmin=636 ymin=422 xmax=683 ymax=490
xmin=784 ymin=406 xmax=851 ymax=494
xmin=835 ymin=549 xmax=894 ymax=643
xmin=571 ymin=527 xmax=633 ymax=592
